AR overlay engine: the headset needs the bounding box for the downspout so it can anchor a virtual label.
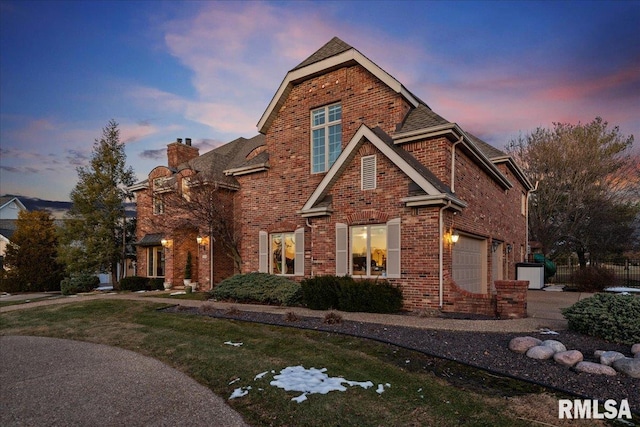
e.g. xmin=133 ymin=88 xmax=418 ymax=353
xmin=439 ymin=201 xmax=452 ymax=308
xmin=306 ymin=218 xmax=316 ymax=277
xmin=451 ymin=136 xmax=463 ymax=193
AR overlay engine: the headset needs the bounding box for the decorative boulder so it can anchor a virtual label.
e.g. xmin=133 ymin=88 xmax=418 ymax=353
xmin=635 ymin=352 xmax=640 ymax=359
xmin=509 ymin=336 xmax=542 ymax=354
xmin=594 ymin=350 xmax=604 ymax=358
xmin=526 ymin=345 xmax=555 ymax=360
xmin=541 ymin=340 xmax=566 ymax=353
xmin=612 ymin=357 xmax=640 ymax=378
xmin=632 ymin=343 xmax=640 ymax=355
xmin=599 ymin=351 xmax=626 ymax=366
xmin=553 ymin=350 xmax=583 ymax=367
xmin=575 ymin=361 xmax=617 ymax=376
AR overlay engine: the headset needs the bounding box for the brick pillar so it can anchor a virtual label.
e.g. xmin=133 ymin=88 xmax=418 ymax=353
xmin=494 ymin=280 xmax=528 ymax=319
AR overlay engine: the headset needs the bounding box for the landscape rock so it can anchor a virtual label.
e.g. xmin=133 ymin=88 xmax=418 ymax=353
xmin=553 ymin=350 xmax=583 ymax=367
xmin=632 ymin=343 xmax=640 ymax=355
xmin=599 ymin=351 xmax=626 ymax=366
xmin=594 ymin=350 xmax=604 ymax=358
xmin=526 ymin=345 xmax=555 ymax=360
xmin=508 ymin=336 xmax=542 ymax=354
xmin=635 ymin=352 xmax=640 ymax=359
xmin=612 ymin=357 xmax=640 ymax=378
xmin=541 ymin=339 xmax=566 ymax=353
xmin=574 ymin=361 xmax=617 ymax=376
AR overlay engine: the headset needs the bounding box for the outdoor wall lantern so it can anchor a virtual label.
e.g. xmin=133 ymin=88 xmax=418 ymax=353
xmin=197 ymin=236 xmax=209 ymax=247
xmin=161 ymin=238 xmax=172 ymax=248
xmin=506 ymin=244 xmax=513 ymax=254
xmin=196 ymin=236 xmax=203 ymax=245
xmin=448 ymin=229 xmax=460 ymax=244
xmin=492 ymin=240 xmax=501 ymax=252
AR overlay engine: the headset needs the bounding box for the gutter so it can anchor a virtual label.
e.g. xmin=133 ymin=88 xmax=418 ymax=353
xmin=439 ymin=201 xmax=452 ymax=308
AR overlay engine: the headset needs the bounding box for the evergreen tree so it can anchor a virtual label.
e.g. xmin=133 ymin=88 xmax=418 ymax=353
xmin=2 ymin=210 xmax=64 ymax=292
xmin=59 ymin=119 xmax=135 ymax=285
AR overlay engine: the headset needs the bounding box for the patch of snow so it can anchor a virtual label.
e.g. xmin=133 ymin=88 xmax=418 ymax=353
xmin=229 ymin=386 xmax=251 ymax=399
xmin=605 ymin=287 xmax=640 ymax=293
xmin=224 ymin=341 xmax=243 ymax=347
xmin=229 ymin=378 xmax=241 ymax=385
xmin=292 ymin=393 xmax=308 ymax=403
xmin=254 ymin=371 xmax=269 ymax=380
xmin=96 ymin=285 xmax=113 ymax=291
xmin=170 ymin=291 xmax=186 ymax=296
xmin=539 ymin=328 xmax=559 ymax=335
xmin=134 ymin=290 xmax=146 ymax=293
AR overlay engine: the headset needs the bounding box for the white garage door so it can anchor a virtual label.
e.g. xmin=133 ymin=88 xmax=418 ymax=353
xmin=452 ymin=235 xmax=487 ymax=294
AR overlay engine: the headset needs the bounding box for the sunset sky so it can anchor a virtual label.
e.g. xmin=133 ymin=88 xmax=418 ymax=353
xmin=1 ymin=0 xmax=638 ymax=201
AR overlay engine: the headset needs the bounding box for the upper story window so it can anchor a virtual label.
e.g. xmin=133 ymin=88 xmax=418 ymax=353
xmin=311 ymin=103 xmax=342 ymax=173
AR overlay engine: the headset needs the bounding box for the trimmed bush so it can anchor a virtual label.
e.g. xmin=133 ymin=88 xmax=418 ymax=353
xmin=300 ymin=275 xmax=343 ymax=310
xmin=569 ymin=266 xmax=616 ymax=292
xmin=301 ymin=275 xmax=403 ymax=313
xmin=210 ymin=272 xmax=302 ymax=306
xmin=149 ymin=278 xmax=165 ymax=291
xmin=562 ymin=293 xmax=640 ymax=345
xmin=60 ymin=272 xmax=100 ymax=295
xmin=119 ymin=276 xmax=149 ymax=292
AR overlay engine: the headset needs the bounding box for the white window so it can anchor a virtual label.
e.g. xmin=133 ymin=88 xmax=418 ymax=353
xmin=311 ymin=103 xmax=342 ymax=173
xmin=336 ymin=218 xmax=400 ymax=278
xmin=259 ymin=228 xmax=304 ymax=276
xmin=361 ymin=155 xmax=376 ymax=190
xmin=147 ymin=246 xmax=165 ymax=277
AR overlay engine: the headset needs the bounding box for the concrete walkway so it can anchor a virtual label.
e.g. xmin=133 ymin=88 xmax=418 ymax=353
xmin=0 ymin=335 xmax=249 ymax=427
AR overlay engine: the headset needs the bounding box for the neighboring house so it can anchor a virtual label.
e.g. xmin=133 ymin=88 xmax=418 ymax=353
xmin=0 ymin=196 xmax=28 ymax=265
xmin=132 ymin=37 xmax=533 ymax=315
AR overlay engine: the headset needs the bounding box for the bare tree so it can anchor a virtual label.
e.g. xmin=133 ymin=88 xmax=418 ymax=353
xmin=507 ymin=117 xmax=639 ymax=266
xmin=145 ymin=173 xmax=242 ymax=272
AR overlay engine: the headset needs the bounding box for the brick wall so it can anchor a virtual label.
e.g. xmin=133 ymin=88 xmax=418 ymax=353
xmin=234 ymin=61 xmax=529 ymax=313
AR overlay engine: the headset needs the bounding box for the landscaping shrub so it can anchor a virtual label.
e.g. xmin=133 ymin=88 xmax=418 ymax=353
xmin=569 ymin=266 xmax=616 ymax=292
xmin=148 ymin=278 xmax=165 ymax=291
xmin=301 ymin=275 xmax=403 ymax=313
xmin=119 ymin=276 xmax=150 ymax=292
xmin=60 ymin=272 xmax=100 ymax=295
xmin=561 ymin=293 xmax=640 ymax=345
xmin=300 ymin=275 xmax=343 ymax=310
xmin=210 ymin=272 xmax=302 ymax=306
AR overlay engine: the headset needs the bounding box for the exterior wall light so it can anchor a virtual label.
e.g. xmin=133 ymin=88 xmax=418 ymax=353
xmin=451 ymin=231 xmax=460 ymax=244
xmin=161 ymin=238 xmax=172 ymax=248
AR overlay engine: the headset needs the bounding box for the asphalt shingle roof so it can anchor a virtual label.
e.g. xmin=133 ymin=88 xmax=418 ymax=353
xmin=292 ymin=37 xmax=353 ymax=71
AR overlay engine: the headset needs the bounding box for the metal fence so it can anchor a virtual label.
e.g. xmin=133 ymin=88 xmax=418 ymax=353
xmin=551 ymin=258 xmax=640 ymax=288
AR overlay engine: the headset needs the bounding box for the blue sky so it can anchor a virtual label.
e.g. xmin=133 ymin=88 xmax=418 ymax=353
xmin=1 ymin=0 xmax=638 ymax=201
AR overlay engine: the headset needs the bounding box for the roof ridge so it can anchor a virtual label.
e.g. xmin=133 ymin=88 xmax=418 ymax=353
xmin=292 ymin=36 xmax=353 ymax=71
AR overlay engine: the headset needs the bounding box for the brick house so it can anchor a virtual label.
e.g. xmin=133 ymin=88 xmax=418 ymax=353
xmin=132 ymin=37 xmax=532 ymax=316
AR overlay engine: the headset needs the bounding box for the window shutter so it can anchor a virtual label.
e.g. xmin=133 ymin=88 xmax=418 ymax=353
xmin=336 ymin=223 xmax=348 ymax=276
xmin=361 ymin=155 xmax=376 ymax=190
xmin=259 ymin=231 xmax=268 ymax=273
xmin=386 ymin=218 xmax=401 ymax=278
xmin=294 ymin=227 xmax=305 ymax=276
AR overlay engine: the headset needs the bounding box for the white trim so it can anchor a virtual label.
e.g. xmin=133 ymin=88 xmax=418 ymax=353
xmin=258 ymin=48 xmax=419 ymax=133
xmin=300 ymin=125 xmax=448 ymax=215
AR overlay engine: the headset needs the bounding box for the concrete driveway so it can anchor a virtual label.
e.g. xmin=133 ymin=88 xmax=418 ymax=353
xmin=0 ymin=335 xmax=249 ymax=427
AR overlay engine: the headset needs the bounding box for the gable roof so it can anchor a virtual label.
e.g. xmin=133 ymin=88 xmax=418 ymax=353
xmin=0 ymin=196 xmax=27 ymax=213
xmin=299 ymin=125 xmax=466 ymax=217
xmin=258 ymin=37 xmax=421 ymax=134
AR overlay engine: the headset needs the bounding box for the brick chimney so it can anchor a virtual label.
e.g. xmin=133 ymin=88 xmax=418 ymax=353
xmin=167 ymin=137 xmax=199 ymax=169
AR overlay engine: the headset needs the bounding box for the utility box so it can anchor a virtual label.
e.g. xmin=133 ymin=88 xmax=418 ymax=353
xmin=516 ymin=262 xmax=545 ymax=289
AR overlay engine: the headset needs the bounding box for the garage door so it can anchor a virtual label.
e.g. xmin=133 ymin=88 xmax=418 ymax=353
xmin=452 ymin=235 xmax=487 ymax=294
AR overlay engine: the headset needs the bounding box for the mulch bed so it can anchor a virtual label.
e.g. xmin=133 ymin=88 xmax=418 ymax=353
xmin=164 ymin=305 xmax=639 ymax=414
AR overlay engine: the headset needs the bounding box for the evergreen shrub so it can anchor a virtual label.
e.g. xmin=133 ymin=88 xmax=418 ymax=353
xmin=210 ymin=272 xmax=302 ymax=306
xmin=119 ymin=276 xmax=150 ymax=292
xmin=562 ymin=293 xmax=640 ymax=345
xmin=301 ymin=275 xmax=403 ymax=313
xmin=60 ymin=272 xmax=100 ymax=295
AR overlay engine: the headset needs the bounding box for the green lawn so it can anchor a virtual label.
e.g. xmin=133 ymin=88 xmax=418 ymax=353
xmin=0 ymin=299 xmax=566 ymax=426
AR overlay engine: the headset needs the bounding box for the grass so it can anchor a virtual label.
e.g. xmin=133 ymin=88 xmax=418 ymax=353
xmin=0 ymin=299 xmax=596 ymax=427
